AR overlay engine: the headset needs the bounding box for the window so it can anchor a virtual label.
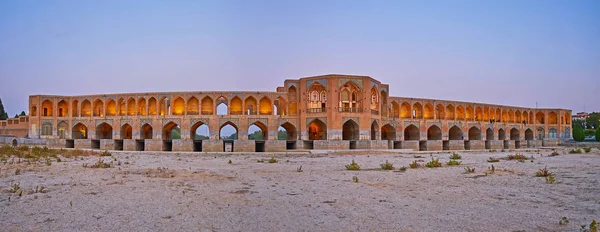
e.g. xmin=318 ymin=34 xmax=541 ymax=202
xmin=42 ymin=123 xmax=52 ymax=136
xmin=549 ymin=128 xmax=557 ymax=139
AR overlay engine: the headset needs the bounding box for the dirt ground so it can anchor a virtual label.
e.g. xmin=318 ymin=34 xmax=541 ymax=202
xmin=0 ymin=148 xmax=599 ymax=232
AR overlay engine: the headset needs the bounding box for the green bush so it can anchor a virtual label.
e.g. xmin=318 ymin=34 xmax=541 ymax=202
xmin=380 ymin=160 xmax=394 ymax=170
xmin=345 ymin=160 xmax=360 ymax=171
xmin=573 ymin=124 xmax=585 ymax=142
xmin=596 ymin=129 xmax=600 ymax=142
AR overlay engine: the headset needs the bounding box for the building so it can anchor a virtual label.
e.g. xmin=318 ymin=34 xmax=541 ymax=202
xmin=0 ymin=116 xmax=30 ymax=138
xmin=26 ymin=74 xmax=572 ymax=152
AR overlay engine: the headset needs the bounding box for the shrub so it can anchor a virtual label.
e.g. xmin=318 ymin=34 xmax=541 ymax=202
xmin=489 ymin=149 xmax=497 ymax=152
xmin=573 ymin=124 xmax=585 ymax=142
xmin=549 ymin=151 xmax=560 ymax=157
xmin=545 ymin=173 xmax=555 ymax=184
xmin=506 ymin=153 xmax=528 ymax=160
xmin=398 ymin=166 xmax=407 ymax=172
xmin=559 ymin=217 xmax=569 ymax=225
xmin=100 ymin=150 xmax=112 ymax=157
xmin=409 ymin=160 xmax=420 ymax=169
xmin=488 ymin=164 xmax=495 ymax=174
xmin=227 ymin=160 xmax=232 ymax=164
xmin=380 ymin=160 xmax=394 ymax=170
xmin=90 ymin=158 xmax=111 ymax=168
xmin=425 ymin=157 xmax=442 ymax=168
xmin=352 ymin=176 xmax=359 ymax=183
xmin=268 ymin=157 xmax=278 ymax=163
xmin=449 ymin=152 xmax=462 ymax=160
xmin=487 ymin=157 xmax=500 ymax=162
xmin=569 ymin=148 xmax=583 ymax=154
xmin=345 ymin=159 xmax=360 ymax=171
xmin=464 ymin=167 xmax=475 ymax=173
xmin=447 ymin=159 xmax=461 ymax=166
xmin=596 ymin=129 xmax=600 ymax=142
xmin=536 ymin=166 xmax=551 ymax=177
xmin=584 ymin=147 xmax=592 ymax=153
xmin=296 ymin=166 xmax=303 ymax=172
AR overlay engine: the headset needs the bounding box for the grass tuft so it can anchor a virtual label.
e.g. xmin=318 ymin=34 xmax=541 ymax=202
xmin=425 ymin=157 xmax=442 ymax=168
xmin=345 ymin=159 xmax=360 ymax=171
xmin=380 ymin=160 xmax=394 ymax=170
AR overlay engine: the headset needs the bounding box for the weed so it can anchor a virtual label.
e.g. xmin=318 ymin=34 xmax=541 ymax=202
xmin=487 ymin=157 xmax=500 ymax=163
xmin=11 ymin=183 xmax=21 ymax=193
xmin=464 ymin=167 xmax=475 ymax=173
xmin=45 ymin=157 xmax=52 ymax=166
xmin=447 ymin=159 xmax=462 ymax=166
xmin=352 ymin=176 xmax=359 ymax=183
xmin=559 ymin=216 xmax=569 ymax=225
xmin=413 ymin=155 xmax=424 ymax=158
xmin=296 ymin=166 xmax=303 ymax=172
xmin=536 ymin=166 xmax=551 ymax=177
xmin=488 ymin=164 xmax=495 ymax=174
xmin=100 ymin=150 xmax=111 ymax=156
xmin=257 ymin=159 xmax=264 ymax=163
xmin=268 ymin=157 xmax=278 ymax=163
xmin=489 ymin=149 xmax=497 ymax=152
xmin=398 ymin=166 xmax=407 ymax=172
xmin=549 ymin=151 xmax=560 ymax=157
xmin=546 ymin=173 xmax=555 ymax=184
xmin=56 ymin=157 xmax=62 ymax=162
xmin=90 ymin=158 xmax=111 ymax=168
xmin=380 ymin=160 xmax=394 ymax=170
xmin=227 ymin=160 xmax=232 ymax=164
xmin=581 ymin=220 xmax=598 ymax=232
xmin=449 ymin=152 xmax=462 ymax=160
xmin=426 ymin=157 xmax=442 ymax=168
xmin=345 ymin=159 xmax=360 ymax=171
xmin=506 ymin=153 xmax=528 ymax=160
xmin=584 ymin=147 xmax=592 ymax=153
xmin=409 ymin=160 xmax=420 ymax=169
xmin=15 ymin=168 xmax=21 ymax=175
xmin=569 ymin=148 xmax=583 ymax=154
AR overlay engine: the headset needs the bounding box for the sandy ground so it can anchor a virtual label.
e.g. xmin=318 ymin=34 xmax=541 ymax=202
xmin=0 ymin=148 xmax=599 ymax=232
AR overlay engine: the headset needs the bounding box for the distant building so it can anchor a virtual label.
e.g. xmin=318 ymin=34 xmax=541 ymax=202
xmin=572 ymin=112 xmax=588 ymax=121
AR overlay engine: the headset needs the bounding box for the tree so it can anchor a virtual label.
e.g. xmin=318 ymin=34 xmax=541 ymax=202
xmin=0 ymin=98 xmax=7 ymax=120
xmin=19 ymin=111 xmax=26 ymax=116
xmin=585 ymin=112 xmax=600 ymax=129
xmin=596 ymin=129 xmax=600 ymax=142
xmin=14 ymin=114 xmax=19 ymax=118
xmin=573 ymin=124 xmax=585 ymax=142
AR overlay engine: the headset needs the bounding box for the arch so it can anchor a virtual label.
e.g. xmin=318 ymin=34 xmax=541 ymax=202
xmin=12 ymin=139 xmax=17 ymax=147
xmin=391 ymin=102 xmax=400 ymax=118
xmin=525 ymin=128 xmax=533 ymax=140
xmin=230 ymin=96 xmax=243 ymax=115
xmin=163 ymin=122 xmax=181 ymax=140
xmin=201 ymin=96 xmax=214 ymax=115
xmin=138 ymin=98 xmax=147 ymax=116
xmin=41 ymin=122 xmax=52 ymax=136
xmin=370 ymin=86 xmax=379 ymax=112
xmin=187 ymin=96 xmax=199 ymax=115
xmin=71 ymin=100 xmax=78 ymax=117
xmin=404 ymin=125 xmax=419 ymax=141
xmin=529 ymin=112 xmax=534 ymax=124
xmin=57 ymin=100 xmax=68 ymax=117
xmin=248 ymin=121 xmax=268 ymax=140
xmin=275 ymin=96 xmax=287 ymax=116
xmin=549 ymin=128 xmax=558 ymax=139
xmin=172 ymin=97 xmax=184 ymax=115
xmin=380 ymin=91 xmax=388 ymax=117
xmin=424 ymin=104 xmax=434 ymax=119
xmin=446 ymin=105 xmax=455 ymax=120
xmin=141 ymin=124 xmax=153 ymax=139
xmin=288 ymin=86 xmax=298 ymax=115
xmin=308 ymin=82 xmax=327 ymax=110
xmin=216 ymin=96 xmax=228 ymax=115
xmin=148 ymin=97 xmax=157 ymax=115
xmin=436 ymin=104 xmax=445 ymax=120
xmin=483 ymin=107 xmax=489 ymax=121
xmin=121 ymin=124 xmax=132 ymax=139
xmin=486 ymin=128 xmax=494 ymax=140
xmin=427 ymin=125 xmax=442 ymax=140
xmin=515 ymin=110 xmax=522 ymax=123
xmin=456 ymin=106 xmax=465 ymax=120
xmin=118 ymin=98 xmax=126 ymax=116
xmin=96 ymin=123 xmax=112 ymax=139
xmin=475 ymin=107 xmax=483 ymax=121
xmin=370 ymin=120 xmax=379 ymax=140
xmin=560 ymin=116 xmax=564 ymax=124
xmin=381 ymin=124 xmax=396 ymax=141
xmin=106 ymin=99 xmax=116 ymax=116
xmin=220 ymin=121 xmax=238 ymax=140
xmin=498 ymin=128 xmax=506 ymax=140
xmin=400 ymin=102 xmax=411 ymax=118
xmin=72 ymin=123 xmax=88 ymax=139
xmin=81 ymin=100 xmax=91 ymax=117
xmin=413 ymin=103 xmax=423 ymax=119
xmin=536 ymin=112 xmax=545 ymax=124
xmin=501 ymin=109 xmax=507 ymax=122
xmin=259 ymin=97 xmax=272 ymax=115
xmin=127 ymin=98 xmax=136 ymax=116
xmin=190 ymin=121 xmax=209 ymax=140
xmin=565 ymin=114 xmax=571 ymax=124
xmin=93 ymin=99 xmax=104 ymax=117
xmin=495 ymin=109 xmax=501 ymax=121
xmin=449 ymin=126 xmax=463 ymax=140
xmin=508 ymin=110 xmax=514 ymax=123
xmin=548 ymin=112 xmax=558 ymax=124
xmin=466 ymin=106 xmax=474 ymax=121
xmin=42 ymin=100 xmax=53 ymax=117
xmin=307 ymin=119 xmax=327 ymax=140
xmin=31 ymin=106 xmax=37 ymax=117
xmin=510 ymin=128 xmax=520 ymax=140
xmin=245 ymin=96 xmax=257 ymax=115
xmin=58 ymin=121 xmax=68 ymax=139
xmin=468 ymin=127 xmax=481 ymax=140
xmin=342 ymin=120 xmax=359 ymax=140
xmin=522 ymin=111 xmax=529 ymax=123
xmin=279 ymin=122 xmax=297 ymax=140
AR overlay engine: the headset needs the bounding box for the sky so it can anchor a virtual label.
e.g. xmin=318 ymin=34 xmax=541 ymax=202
xmin=0 ymin=0 xmax=599 ymax=117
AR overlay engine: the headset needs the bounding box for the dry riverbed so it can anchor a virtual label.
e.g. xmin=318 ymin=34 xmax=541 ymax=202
xmin=0 ymin=148 xmax=599 ymax=231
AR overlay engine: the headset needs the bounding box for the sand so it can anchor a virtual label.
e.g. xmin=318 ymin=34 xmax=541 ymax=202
xmin=0 ymin=148 xmax=599 ymax=232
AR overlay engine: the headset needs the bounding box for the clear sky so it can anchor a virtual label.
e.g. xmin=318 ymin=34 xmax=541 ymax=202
xmin=0 ymin=0 xmax=598 ymax=117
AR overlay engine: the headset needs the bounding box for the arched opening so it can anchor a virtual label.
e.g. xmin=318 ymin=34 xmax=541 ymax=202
xmin=191 ymin=122 xmax=209 ymax=140
xmin=96 ymin=123 xmax=112 ymax=139
xmin=42 ymin=100 xmax=53 ymax=117
xmin=510 ymin=128 xmax=520 ymax=140
xmin=436 ymin=104 xmax=445 ymax=120
xmin=245 ymin=96 xmax=257 ymax=115
xmin=381 ymin=124 xmax=396 ymax=140
xmin=413 ymin=103 xmax=423 ymax=119
xmin=525 ymin=129 xmax=533 ymax=140
xmin=468 ymin=127 xmax=481 ymax=140
xmin=475 ymin=107 xmax=483 ymax=121
xmin=220 ymin=122 xmax=238 ymax=140
xmin=172 ymin=97 xmax=184 ymax=115
xmin=446 ymin=105 xmax=455 ymax=120
xmin=71 ymin=100 xmax=78 ymax=117
xmin=456 ymin=106 xmax=465 ymax=120
xmin=278 ymin=122 xmax=297 ymax=140
xmin=404 ymin=125 xmax=419 ymax=140
xmin=275 ymin=96 xmax=287 ymax=116
xmin=41 ymin=122 xmax=52 ymax=136
xmin=121 ymin=124 xmax=132 ymax=139
xmin=138 ymin=98 xmax=147 ymax=116
xmin=424 ymin=104 xmax=434 ymax=119
xmin=537 ymin=128 xmax=545 ymax=140
xmin=81 ymin=100 xmax=91 ymax=117
xmin=307 ymin=119 xmax=327 ymax=140
xmin=508 ymin=110 xmax=514 ymax=123
xmin=57 ymin=100 xmax=68 ymax=117
xmin=201 ymin=97 xmax=213 ymax=115
xmin=127 ymin=98 xmax=136 ymax=116
xmin=187 ymin=96 xmax=199 ymax=115
xmin=148 ymin=97 xmax=157 ymax=115
xmin=72 ymin=123 xmax=87 ymax=139
xmin=501 ymin=109 xmax=507 ymax=122
xmin=449 ymin=126 xmax=463 ymax=140
xmin=486 ymin=128 xmax=494 ymax=140
xmin=466 ymin=106 xmax=474 ymax=120
xmin=118 ymin=98 xmax=126 ymax=116
xmin=370 ymin=86 xmax=379 ymax=112
xmin=308 ymin=82 xmax=327 ymax=111
xmin=106 ymin=99 xmax=116 ymax=116
xmin=549 ymin=128 xmax=558 ymax=139
xmin=141 ymin=124 xmax=153 ymax=139
xmin=400 ymin=102 xmax=411 ymax=118
xmin=515 ymin=110 xmax=522 ymax=123
xmin=498 ymin=128 xmax=506 ymax=140
xmin=536 ymin=112 xmax=545 ymax=124
xmin=93 ymin=100 xmax=104 ymax=117
xmin=216 ymin=97 xmax=228 ymax=115
xmin=495 ymin=109 xmax=501 ymax=121
xmin=259 ymin=97 xmax=272 ymax=115
xmin=380 ymin=91 xmax=388 ymax=117
xmin=31 ymin=106 xmax=38 ymax=116
xmin=163 ymin=122 xmax=181 ymax=140
xmin=58 ymin=121 xmax=68 ymax=139
xmin=427 ymin=125 xmax=442 ymax=140
xmin=248 ymin=122 xmax=267 ymax=140
xmin=523 ymin=111 xmax=529 ymax=123
xmin=12 ymin=139 xmax=17 ymax=147
xmin=288 ymin=86 xmax=298 ymax=115
xmin=230 ymin=97 xmax=243 ymax=115
xmin=370 ymin=121 xmax=379 ymax=140
xmin=548 ymin=112 xmax=558 ymax=124
xmin=483 ymin=107 xmax=489 ymax=121
xmin=565 ymin=115 xmax=571 ymax=124
xmin=342 ymin=120 xmax=359 ymax=140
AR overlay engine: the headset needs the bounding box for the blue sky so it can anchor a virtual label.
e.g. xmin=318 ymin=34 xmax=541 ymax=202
xmin=0 ymin=0 xmax=598 ymax=117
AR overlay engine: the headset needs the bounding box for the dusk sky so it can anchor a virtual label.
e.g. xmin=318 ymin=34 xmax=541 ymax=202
xmin=0 ymin=0 xmax=598 ymax=117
